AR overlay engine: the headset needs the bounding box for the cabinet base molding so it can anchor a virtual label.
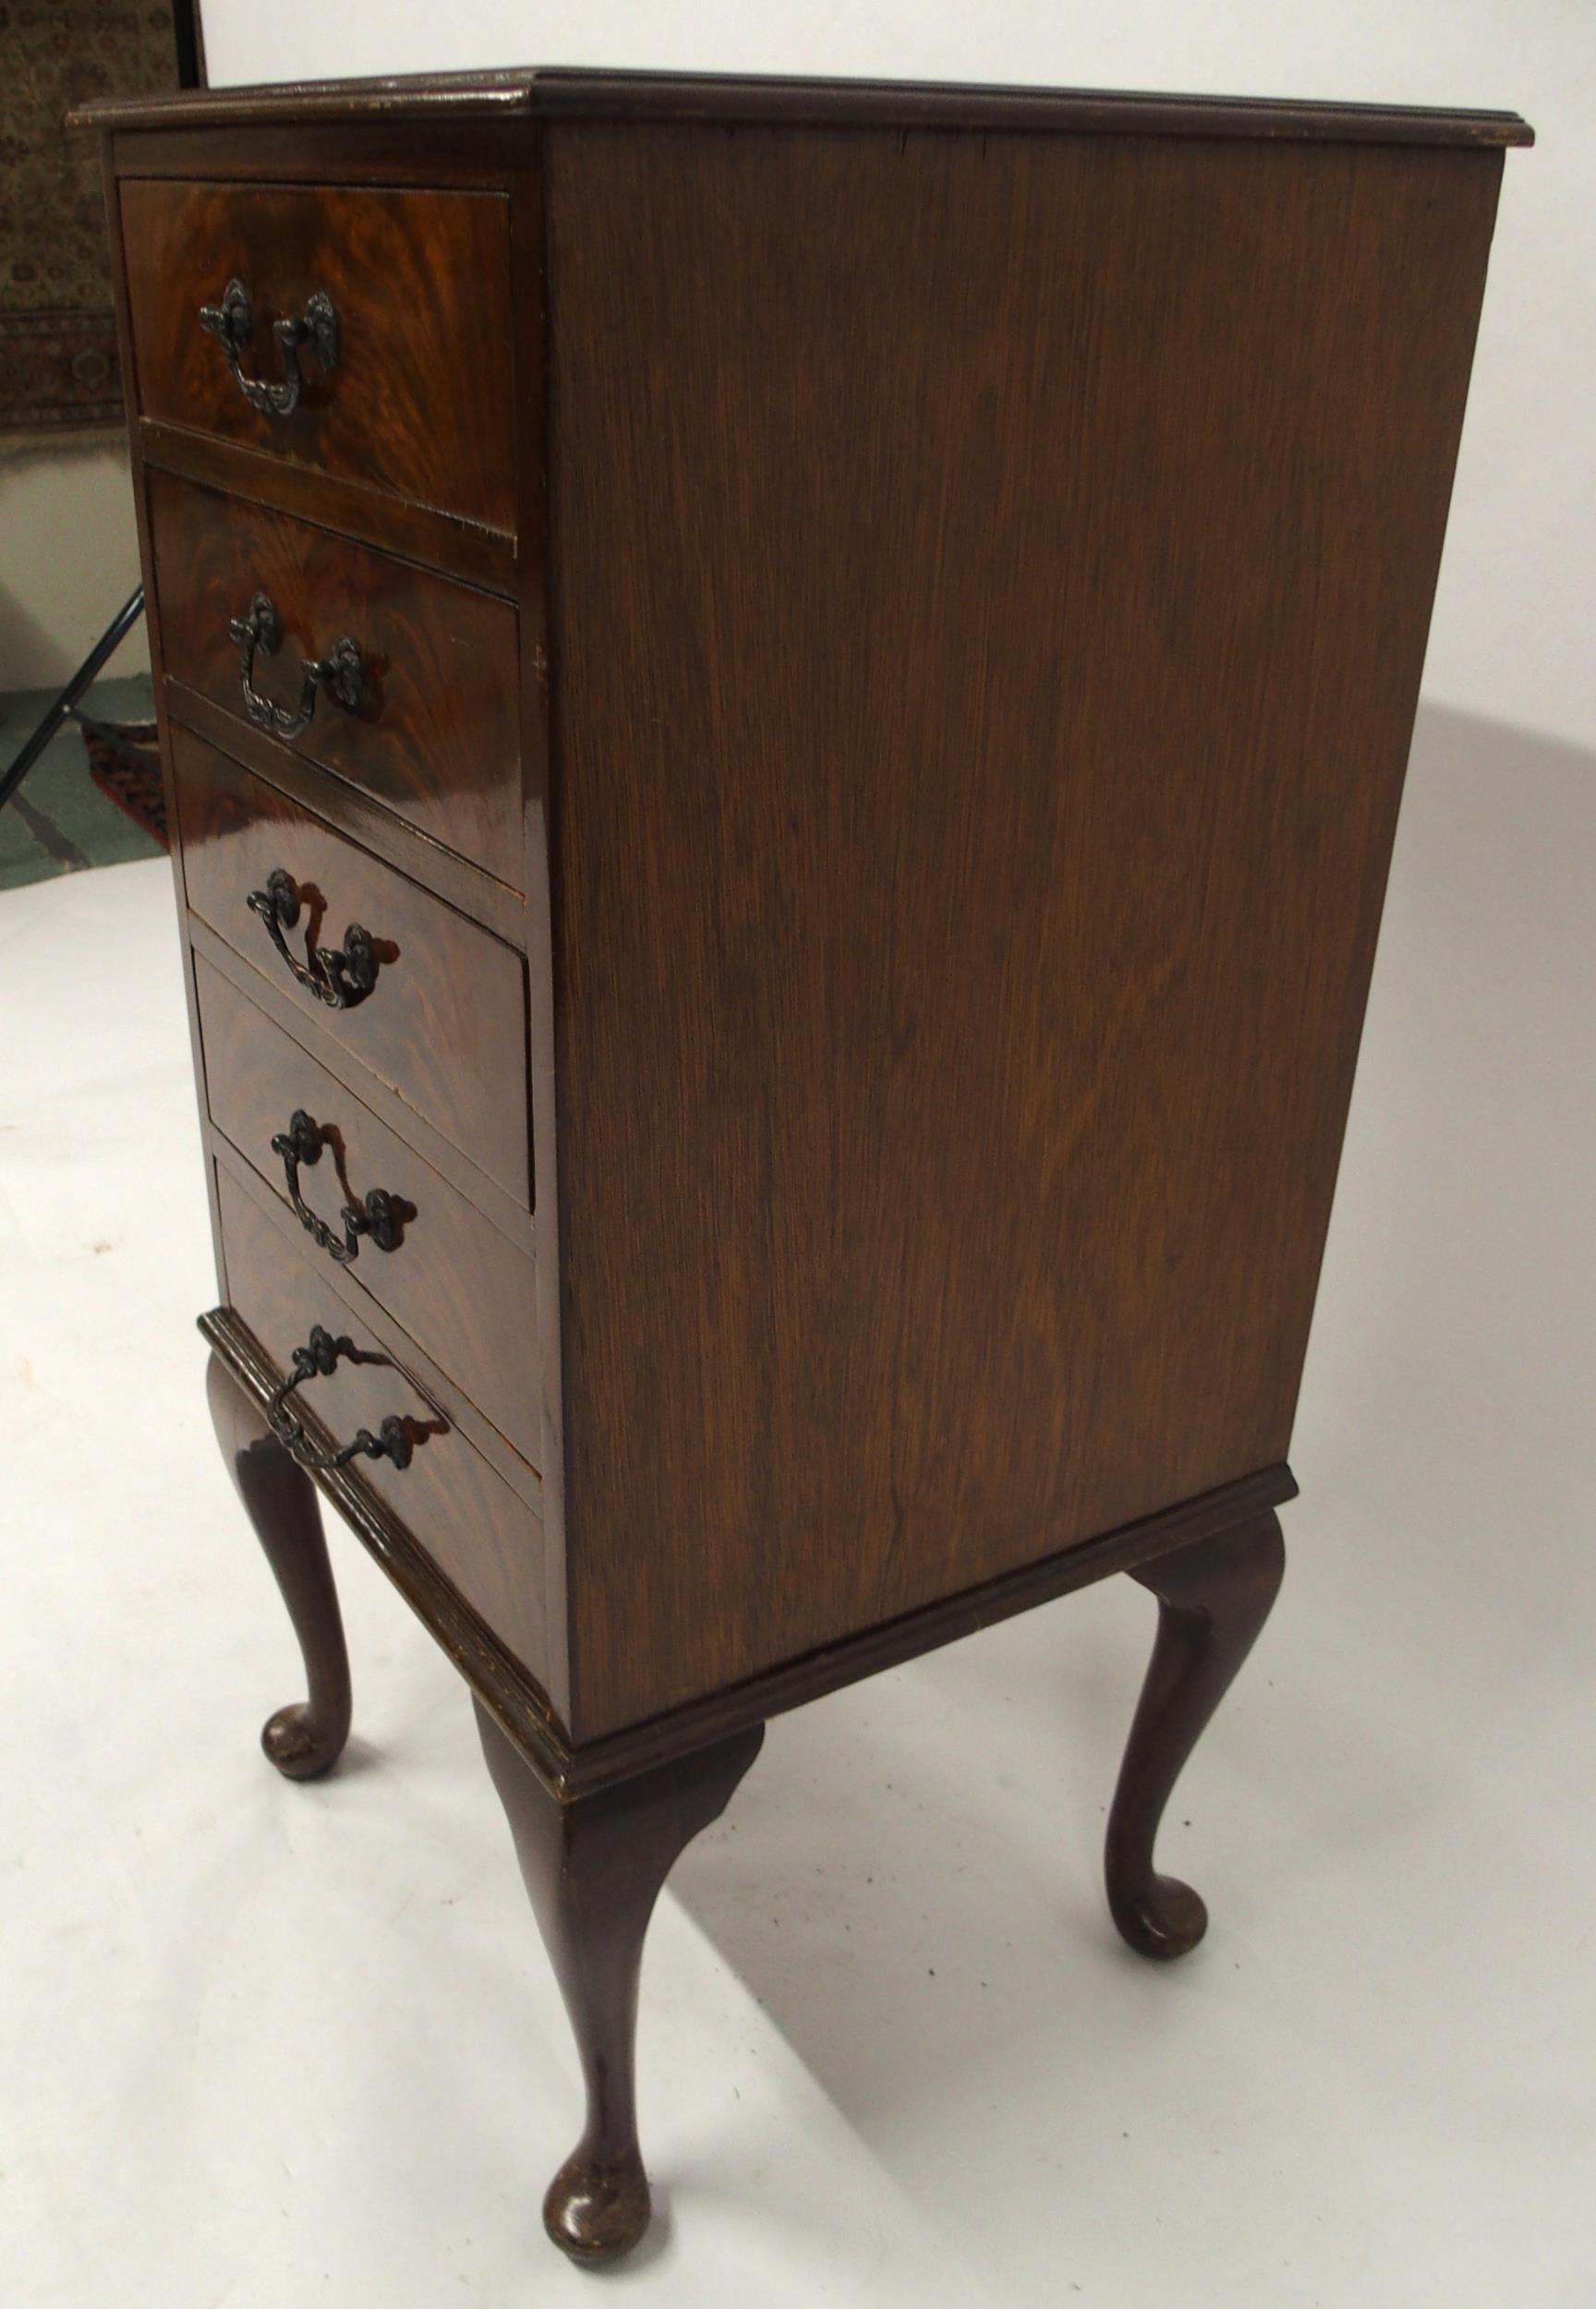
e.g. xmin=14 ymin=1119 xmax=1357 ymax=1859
xmin=201 ymin=1304 xmax=1296 ymax=1803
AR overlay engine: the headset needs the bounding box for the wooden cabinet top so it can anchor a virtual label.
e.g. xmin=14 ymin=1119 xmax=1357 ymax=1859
xmin=71 ymin=65 xmax=1531 ymax=147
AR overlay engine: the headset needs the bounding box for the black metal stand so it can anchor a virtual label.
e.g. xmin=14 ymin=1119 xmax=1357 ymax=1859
xmin=0 ymin=586 xmax=146 ymax=816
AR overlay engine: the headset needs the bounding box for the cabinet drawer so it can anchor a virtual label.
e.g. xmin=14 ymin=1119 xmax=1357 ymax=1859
xmin=217 ymin=1164 xmax=551 ymax=1693
xmin=150 ymin=470 xmax=523 ymax=889
xmin=197 ymin=955 xmax=540 ymax=1466
xmin=174 ymin=723 xmax=530 ymax=1207
xmin=121 ymin=179 xmax=514 ymax=532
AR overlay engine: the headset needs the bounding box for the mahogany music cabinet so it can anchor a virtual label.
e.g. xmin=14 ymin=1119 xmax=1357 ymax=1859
xmin=74 ymin=67 xmax=1530 ymax=2266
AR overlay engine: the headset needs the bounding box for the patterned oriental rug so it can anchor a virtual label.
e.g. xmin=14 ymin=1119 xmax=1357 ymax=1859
xmin=81 ymin=718 xmax=165 ymax=846
xmin=1 ymin=4 xmax=177 ymax=452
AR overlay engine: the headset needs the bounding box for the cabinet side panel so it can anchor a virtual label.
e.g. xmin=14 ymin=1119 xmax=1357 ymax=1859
xmin=545 ymin=124 xmax=1503 ymax=1736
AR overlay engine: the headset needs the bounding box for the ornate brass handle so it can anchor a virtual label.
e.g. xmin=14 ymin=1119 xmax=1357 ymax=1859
xmin=265 ymin=1325 xmax=414 ymax=1472
xmin=272 ymin=1108 xmax=402 ymax=1266
xmin=230 ymin=590 xmax=364 ymax=742
xmin=198 ymin=276 xmax=339 ymax=417
xmin=246 ymin=866 xmax=378 ymax=1010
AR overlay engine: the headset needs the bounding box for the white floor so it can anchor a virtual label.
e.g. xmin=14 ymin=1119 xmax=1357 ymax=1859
xmin=3 ymin=700 xmax=1593 ymax=2308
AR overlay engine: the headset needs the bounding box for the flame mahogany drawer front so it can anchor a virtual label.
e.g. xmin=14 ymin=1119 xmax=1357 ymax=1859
xmin=119 ymin=178 xmax=516 ymax=532
xmin=148 ymin=469 xmax=524 ymax=889
xmin=172 ymin=721 xmax=532 ymax=1208
xmin=79 ymin=66 xmax=1530 ymax=2275
xmin=215 ymin=1163 xmax=551 ymax=1687
xmin=195 ymin=954 xmax=540 ymax=1468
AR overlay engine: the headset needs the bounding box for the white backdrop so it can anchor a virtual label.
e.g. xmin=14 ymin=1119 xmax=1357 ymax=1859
xmin=195 ymin=1 xmax=1592 ymax=753
xmin=8 ymin=14 xmax=1591 ymax=2306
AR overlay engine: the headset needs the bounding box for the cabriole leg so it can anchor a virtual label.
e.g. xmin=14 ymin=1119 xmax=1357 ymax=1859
xmin=475 ymin=1699 xmax=764 ymax=2265
xmin=207 ymin=1350 xmax=352 ymax=1780
xmin=1106 ymin=1510 xmax=1286 ymax=1959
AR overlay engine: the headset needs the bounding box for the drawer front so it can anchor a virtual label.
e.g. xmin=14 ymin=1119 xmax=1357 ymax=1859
xmin=121 ymin=179 xmax=514 ymax=531
xmin=197 ymin=955 xmax=540 ymax=1467
xmin=150 ymin=470 xmax=523 ymax=889
xmin=217 ymin=1164 xmax=550 ymax=1690
xmin=174 ymin=723 xmax=530 ymax=1206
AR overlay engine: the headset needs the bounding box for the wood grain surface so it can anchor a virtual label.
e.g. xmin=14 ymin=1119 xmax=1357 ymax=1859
xmin=149 ymin=469 xmax=523 ymax=888
xmin=216 ymin=1164 xmax=552 ymax=1691
xmin=166 ymin=683 xmax=527 ymax=947
xmin=174 ymin=722 xmax=532 ymax=1206
xmin=544 ymin=124 xmax=1504 ymax=1735
xmin=139 ymin=418 xmax=519 ymax=595
xmin=120 ymin=178 xmax=515 ymax=530
xmin=197 ymin=954 xmax=541 ymax=1465
xmin=72 ymin=67 xmax=1533 ymax=146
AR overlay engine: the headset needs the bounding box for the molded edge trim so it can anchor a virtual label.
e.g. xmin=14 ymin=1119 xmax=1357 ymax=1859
xmin=72 ymin=68 xmax=1532 ymax=148
xmin=204 ymin=1302 xmax=1297 ymax=1802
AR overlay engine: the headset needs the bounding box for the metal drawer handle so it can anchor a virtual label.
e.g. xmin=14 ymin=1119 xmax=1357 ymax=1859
xmin=198 ymin=276 xmax=339 ymax=417
xmin=272 ymin=1108 xmax=403 ymax=1266
xmin=230 ymin=590 xmax=365 ymax=742
xmin=246 ymin=866 xmax=378 ymax=1010
xmin=266 ymin=1324 xmax=414 ymax=1472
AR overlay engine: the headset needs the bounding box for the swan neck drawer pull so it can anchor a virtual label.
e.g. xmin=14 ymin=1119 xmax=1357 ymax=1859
xmin=229 ymin=590 xmax=365 ymax=743
xmin=245 ymin=866 xmax=379 ymax=1011
xmin=198 ymin=276 xmax=339 ymax=417
xmin=271 ymin=1108 xmax=402 ymax=1266
xmin=265 ymin=1325 xmax=414 ymax=1474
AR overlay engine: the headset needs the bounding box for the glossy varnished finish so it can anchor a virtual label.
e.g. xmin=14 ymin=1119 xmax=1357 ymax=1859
xmin=72 ymin=66 xmax=1532 ymax=145
xmin=192 ymin=916 xmax=535 ymax=1250
xmin=206 ymin=1348 xmax=352 ymax=1777
xmin=213 ymin=1131 xmax=541 ymax=1509
xmin=217 ymin=1164 xmax=555 ymax=1700
xmin=148 ymin=469 xmax=524 ymax=887
xmin=1106 ymin=1512 xmax=1288 ymax=1958
xmin=545 ymin=124 xmax=1505 ymax=1737
xmin=203 ymin=1301 xmax=574 ymax=1745
xmin=507 ymin=159 xmax=568 ymax=1715
xmin=76 ymin=72 xmax=1529 ymax=2272
xmin=174 ymin=722 xmax=532 ymax=1206
xmin=476 ymin=1700 xmax=765 ymax=2263
xmin=196 ymin=954 xmax=540 ymax=1464
xmin=120 ymin=177 xmax=516 ymax=530
xmin=139 ymin=417 xmax=519 ymax=595
xmin=171 ymin=684 xmax=527 ymax=945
